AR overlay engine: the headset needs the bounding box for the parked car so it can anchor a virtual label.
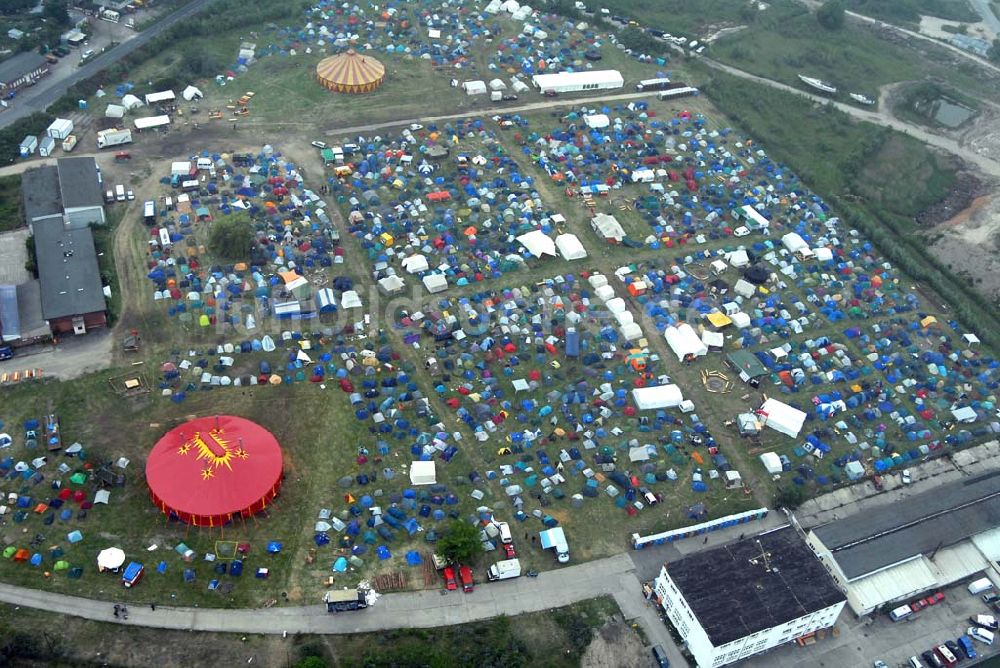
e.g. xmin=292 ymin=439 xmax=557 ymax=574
xmin=651 ymin=644 xmax=669 ymax=667
xmin=442 ymin=566 xmax=457 ymax=591
xmin=944 ymin=639 xmax=962 ymax=659
xmin=501 ymin=95 xmax=518 ymax=101
xmin=543 ymin=90 xmax=557 ymax=97
xmin=910 ymin=598 xmax=927 ymax=612
xmin=503 ymin=543 xmax=516 ymax=559
xmin=971 ymin=614 xmax=998 ymax=630
xmin=873 ymin=661 xmax=888 ymax=668
xmin=901 ymin=469 xmax=912 ymax=484
xmin=925 ymin=592 xmax=945 ymax=605
xmin=983 ymin=593 xmax=1000 ymax=604
xmin=958 ymin=636 xmax=977 ymax=660
xmin=921 ymin=650 xmax=943 ymax=668
xmin=458 ymin=565 xmax=474 ymax=592
xmin=0 ymin=345 xmax=13 ymax=361
xmin=968 ymin=627 xmax=995 ymax=644
xmin=126 ymin=189 xmax=135 ymax=201
xmin=310 ymin=141 xmax=327 ymax=149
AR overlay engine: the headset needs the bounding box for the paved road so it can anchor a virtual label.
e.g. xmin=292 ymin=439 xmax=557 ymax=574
xmin=969 ymin=0 xmax=1000 ymax=35
xmin=0 ymin=0 xmax=215 ymax=129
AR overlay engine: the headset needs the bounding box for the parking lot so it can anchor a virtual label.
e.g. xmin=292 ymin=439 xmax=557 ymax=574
xmin=743 ymin=578 xmax=1000 ymax=668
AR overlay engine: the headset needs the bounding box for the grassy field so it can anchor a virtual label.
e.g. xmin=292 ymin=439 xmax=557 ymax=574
xmin=590 ymin=0 xmax=802 ymax=37
xmin=844 ymin=0 xmax=980 ymax=25
xmin=0 ymin=596 xmax=628 ymax=667
xmin=0 ymin=174 xmax=23 ymax=232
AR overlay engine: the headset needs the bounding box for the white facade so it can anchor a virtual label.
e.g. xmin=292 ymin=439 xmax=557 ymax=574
xmin=531 ymin=69 xmax=624 ymax=94
xmin=654 ymin=565 xmax=845 ymax=667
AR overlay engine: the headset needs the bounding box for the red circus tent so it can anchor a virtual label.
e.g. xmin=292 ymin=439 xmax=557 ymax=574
xmin=145 ymin=416 xmax=283 ymax=527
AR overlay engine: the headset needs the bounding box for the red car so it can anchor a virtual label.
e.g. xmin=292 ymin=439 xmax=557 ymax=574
xmin=442 ymin=566 xmax=457 ymax=591
xmin=458 ymin=565 xmax=474 ymax=593
xmin=925 ymin=592 xmax=945 ymax=605
xmin=910 ymin=599 xmax=927 ymax=613
xmin=503 ymin=543 xmax=517 ymax=559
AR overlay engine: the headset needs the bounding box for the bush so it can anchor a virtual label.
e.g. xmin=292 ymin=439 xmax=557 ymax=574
xmin=24 ymin=234 xmax=37 ymax=278
xmin=437 ymin=519 xmax=484 ymax=564
xmin=208 ymin=213 xmax=254 ymax=262
xmin=817 ymin=0 xmax=846 ymax=30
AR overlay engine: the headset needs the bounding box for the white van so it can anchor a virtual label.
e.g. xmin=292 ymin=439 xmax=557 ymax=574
xmin=115 ymin=184 xmax=125 ymax=202
xmin=498 ymin=521 xmax=512 ymax=544
xmin=969 ymin=577 xmax=994 ymax=595
xmin=969 ymin=627 xmax=995 ymax=644
xmin=890 ymin=604 xmax=913 ymax=621
xmin=908 ymin=657 xmax=925 ymax=668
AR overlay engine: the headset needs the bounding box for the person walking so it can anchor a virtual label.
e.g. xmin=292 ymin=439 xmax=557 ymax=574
xmin=150 ymin=602 xmax=157 ymax=611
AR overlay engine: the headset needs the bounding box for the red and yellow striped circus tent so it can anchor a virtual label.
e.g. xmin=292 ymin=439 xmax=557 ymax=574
xmin=316 ymin=49 xmax=386 ymax=94
xmin=145 ymin=416 xmax=283 ymax=527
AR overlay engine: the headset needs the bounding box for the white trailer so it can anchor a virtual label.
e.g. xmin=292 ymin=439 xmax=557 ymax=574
xmin=97 ymin=128 xmax=133 ymax=149
xmin=487 ymin=558 xmax=521 ymax=581
xmin=46 ymin=118 xmax=74 ymax=140
xmin=62 ymin=135 xmax=78 ymax=152
xmin=115 ymin=184 xmax=126 ymax=202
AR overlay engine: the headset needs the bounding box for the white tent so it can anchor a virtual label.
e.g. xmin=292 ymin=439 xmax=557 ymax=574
xmin=121 ymin=94 xmax=144 ymax=110
xmin=555 ymin=234 xmax=586 ymax=260
xmin=726 ymin=249 xmax=750 ymax=267
xmin=632 ymin=385 xmax=684 ymax=409
xmin=814 ymin=247 xmax=834 ymax=262
xmin=423 ymin=274 xmax=448 ymax=293
xmin=401 ymin=254 xmax=429 ymax=274
xmin=760 ymin=398 xmax=807 ymax=438
xmin=105 ymin=104 xmax=126 ymax=118
xmin=134 ymin=115 xmax=170 ymax=130
xmin=701 ymin=330 xmax=724 ymax=349
xmin=340 ymin=290 xmax=363 ymax=308
xmin=664 ymin=323 xmax=708 ymax=362
xmin=488 ymin=78 xmax=507 ymax=91
xmin=144 ymin=90 xmax=175 ymax=105
xmin=517 ymin=230 xmax=556 ymax=258
xmin=584 ymin=114 xmax=609 ymax=129
xmin=182 ymin=85 xmax=203 ymax=101
xmin=591 ymin=213 xmax=625 ymax=242
xmin=951 ymin=406 xmax=977 ymax=423
xmin=377 ymin=275 xmax=405 ymax=294
xmin=462 ymin=80 xmax=487 ymax=95
xmin=781 ymin=232 xmax=813 ymax=258
xmin=731 ymin=312 xmax=751 ymax=329
xmin=760 ymin=452 xmax=782 ymax=475
xmin=628 ymin=446 xmax=650 ymax=462
xmin=409 ymin=460 xmax=437 ymax=486
xmin=734 ymin=279 xmax=757 ymax=298
xmin=620 ymin=322 xmax=643 ymax=341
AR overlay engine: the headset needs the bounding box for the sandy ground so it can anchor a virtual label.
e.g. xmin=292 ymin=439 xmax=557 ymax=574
xmin=581 ymin=619 xmax=653 ymax=668
xmin=918 ymin=15 xmax=995 ymax=41
xmin=930 ymin=190 xmax=1000 ymax=301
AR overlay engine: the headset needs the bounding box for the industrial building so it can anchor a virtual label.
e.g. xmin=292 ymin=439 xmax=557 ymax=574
xmin=22 ymin=158 xmax=106 ymax=231
xmin=653 ymin=526 xmax=845 ymax=667
xmin=33 ymin=218 xmax=107 ymax=335
xmin=806 ymin=471 xmax=1000 ymax=616
xmin=0 ymin=52 xmax=49 ymax=95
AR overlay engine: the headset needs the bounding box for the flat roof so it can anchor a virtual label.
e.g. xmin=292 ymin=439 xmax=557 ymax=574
xmin=57 ymin=157 xmax=103 ymax=210
xmin=665 ymin=526 xmax=844 ymax=645
xmin=812 ymin=470 xmax=1000 ymax=580
xmin=21 ymin=165 xmax=62 ymax=223
xmin=532 ymin=69 xmax=624 ymax=87
xmin=33 ymin=218 xmax=105 ymax=321
xmin=16 ymin=280 xmax=48 ymax=339
xmin=727 ymin=350 xmax=768 ymax=377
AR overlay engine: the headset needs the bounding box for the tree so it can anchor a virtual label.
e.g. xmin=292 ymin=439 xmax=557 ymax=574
xmin=208 ymin=213 xmax=254 ymax=262
xmin=42 ymin=0 xmax=70 ymax=27
xmin=293 ymin=658 xmax=327 ymax=668
xmin=989 ymin=38 xmax=1000 ymax=63
xmin=774 ymin=484 xmax=808 ymax=510
xmin=437 ymin=519 xmax=483 ymax=564
xmin=816 ymin=0 xmax=845 ymax=30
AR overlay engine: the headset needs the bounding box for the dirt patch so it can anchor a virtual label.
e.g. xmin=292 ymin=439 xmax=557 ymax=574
xmin=581 ymin=619 xmax=650 ymax=668
xmin=916 ymin=170 xmax=987 ymax=225
xmin=928 ymin=187 xmax=1000 ymax=302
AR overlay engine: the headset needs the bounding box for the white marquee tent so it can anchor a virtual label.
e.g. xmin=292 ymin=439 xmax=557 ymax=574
xmin=555 ymin=234 xmax=587 ymax=260
xmin=517 ymin=230 xmax=556 ymax=258
xmin=409 ymin=460 xmax=437 ymax=486
xmin=664 ymin=323 xmax=708 ymax=362
xmin=632 ymin=385 xmax=684 ymax=409
xmin=760 ymin=398 xmax=807 ymax=438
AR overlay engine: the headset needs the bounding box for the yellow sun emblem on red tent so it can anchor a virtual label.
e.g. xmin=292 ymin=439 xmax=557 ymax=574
xmin=178 ymin=429 xmax=246 ymax=474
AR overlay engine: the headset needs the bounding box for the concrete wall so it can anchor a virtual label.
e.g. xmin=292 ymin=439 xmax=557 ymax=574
xmin=49 ymin=311 xmax=106 ymax=335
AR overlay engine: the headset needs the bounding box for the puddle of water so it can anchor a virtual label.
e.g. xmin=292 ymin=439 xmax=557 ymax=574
xmin=914 ymin=96 xmax=976 ymax=128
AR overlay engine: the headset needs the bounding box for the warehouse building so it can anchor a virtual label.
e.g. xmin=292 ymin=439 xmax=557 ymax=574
xmin=0 ymin=52 xmax=49 ymax=95
xmin=653 ymin=526 xmax=846 ymax=667
xmin=806 ymin=471 xmax=1000 ymax=616
xmin=33 ymin=218 xmax=107 ymax=335
xmin=531 ymin=69 xmax=624 ymax=94
xmin=21 ymin=158 xmax=105 ymax=231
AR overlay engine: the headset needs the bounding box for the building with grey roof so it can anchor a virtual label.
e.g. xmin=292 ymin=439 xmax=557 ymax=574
xmin=806 ymin=470 xmax=1000 ymax=615
xmin=57 ymin=157 xmax=105 ymax=228
xmin=653 ymin=526 xmax=845 ymax=667
xmin=21 ymin=165 xmax=63 ymax=229
xmin=32 ymin=218 xmax=106 ymax=335
xmin=0 ymin=52 xmax=49 ymax=93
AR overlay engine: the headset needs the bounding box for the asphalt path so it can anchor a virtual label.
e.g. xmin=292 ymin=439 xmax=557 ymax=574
xmin=0 ymin=0 xmax=216 ymax=129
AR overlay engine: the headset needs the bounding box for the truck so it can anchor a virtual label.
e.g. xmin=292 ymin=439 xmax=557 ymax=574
xmin=101 ymin=9 xmax=120 ymax=23
xmin=125 ymin=17 xmax=136 ymax=29
xmin=324 ymin=588 xmax=369 ymax=613
xmin=115 ymin=185 xmax=125 ymax=202
xmin=97 ymin=128 xmax=133 ymax=149
xmin=969 ymin=578 xmax=994 ymax=595
xmin=539 ymin=527 xmax=570 ymax=563
xmin=143 ymin=200 xmax=156 ymax=225
xmin=487 ymin=558 xmax=521 ymax=582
